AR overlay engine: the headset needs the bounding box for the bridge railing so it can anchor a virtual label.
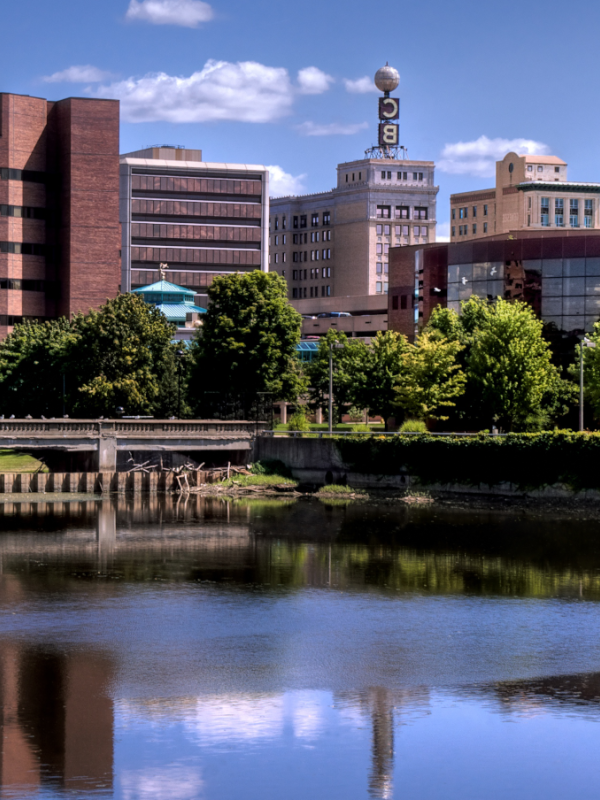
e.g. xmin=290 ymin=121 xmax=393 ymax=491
xmin=0 ymin=420 xmax=269 ymax=437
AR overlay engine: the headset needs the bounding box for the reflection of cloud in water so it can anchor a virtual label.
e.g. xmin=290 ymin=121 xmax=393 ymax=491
xmin=120 ymin=767 xmax=203 ymax=800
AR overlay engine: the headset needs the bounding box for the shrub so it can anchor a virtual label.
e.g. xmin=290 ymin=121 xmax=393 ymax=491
xmin=347 ymin=406 xmax=365 ymax=422
xmin=287 ymin=410 xmax=310 ymax=433
xmin=350 ymin=423 xmax=371 ymax=433
xmin=251 ymin=459 xmax=293 ymax=478
xmin=400 ymin=419 xmax=428 ymax=433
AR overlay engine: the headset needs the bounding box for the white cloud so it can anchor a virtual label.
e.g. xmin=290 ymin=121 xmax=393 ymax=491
xmin=438 ymin=135 xmax=550 ymax=178
xmin=436 ymin=221 xmax=450 ymax=242
xmin=344 ymin=76 xmax=378 ymax=94
xmin=121 ymin=767 xmax=203 ymax=800
xmin=43 ymin=65 xmax=114 ymax=83
xmin=297 ymin=67 xmax=334 ymax=95
xmin=267 ymin=165 xmax=306 ymax=197
xmin=95 ymin=60 xmax=294 ymax=123
xmin=296 ymin=121 xmax=368 ymax=137
xmin=125 ymin=0 xmax=214 ymax=27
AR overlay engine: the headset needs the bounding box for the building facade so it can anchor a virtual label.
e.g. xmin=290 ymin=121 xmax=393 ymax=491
xmin=269 ymin=157 xmax=438 ymax=305
xmin=450 ymin=152 xmax=600 ymax=242
xmin=0 ymin=92 xmax=121 ymax=337
xmin=120 ymin=147 xmax=269 ymax=307
xmin=389 ymin=231 xmax=600 ymax=340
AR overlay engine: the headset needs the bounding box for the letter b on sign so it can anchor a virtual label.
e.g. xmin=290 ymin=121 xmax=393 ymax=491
xmin=379 ymin=124 xmax=399 ymax=146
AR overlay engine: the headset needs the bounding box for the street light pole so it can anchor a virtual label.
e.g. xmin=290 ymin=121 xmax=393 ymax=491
xmin=579 ymin=336 xmax=596 ymax=432
xmin=176 ymin=349 xmax=184 ymax=419
xmin=328 ymin=343 xmax=333 ymax=436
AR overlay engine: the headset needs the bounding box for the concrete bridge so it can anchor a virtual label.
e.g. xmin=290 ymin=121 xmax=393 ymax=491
xmin=0 ymin=419 xmax=267 ymax=471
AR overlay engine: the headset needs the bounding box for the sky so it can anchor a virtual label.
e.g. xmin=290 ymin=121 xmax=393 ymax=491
xmin=4 ymin=0 xmax=600 ymax=239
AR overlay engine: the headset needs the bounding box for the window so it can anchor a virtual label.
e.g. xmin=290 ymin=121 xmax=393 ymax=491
xmin=321 ymin=286 xmax=326 ymax=297
xmin=303 ymin=288 xmax=307 ymax=298
xmin=0 ymin=205 xmax=45 ymax=219
xmin=346 ymin=174 xmax=348 ymax=183
xmin=414 ymin=226 xmax=420 ymax=237
xmin=316 ymin=250 xmax=319 ymax=260
xmin=473 ymin=206 xmax=477 ymax=218
xmin=274 ymin=253 xmax=279 ymax=264
xmin=527 ymin=215 xmax=531 ymax=226
xmin=282 ymin=253 xmax=286 ymax=262
xmin=384 ymin=263 xmax=389 ymax=274
xmin=282 ymin=270 xmax=286 ymax=277
xmin=352 ymin=174 xmax=355 ymax=181
xmin=282 ymin=216 xmax=286 ymax=229
xmin=292 ymin=234 xmax=298 ymax=244
xmin=311 ymin=232 xmax=315 ymax=243
xmin=452 ymin=226 xmax=456 ymax=237
xmin=310 ymin=268 xmax=314 ymax=279
xmin=392 ymin=295 xmax=399 ymax=310
xmin=384 ymin=282 xmax=388 ymax=293
xmin=418 ymin=173 xmax=423 ymax=181
xmin=484 ymin=205 xmax=488 ymax=216
xmin=414 ymin=207 xmax=428 ymax=220
xmin=310 ymin=250 xmax=315 ymax=261
xmin=387 ymin=171 xmax=392 ymax=179
xmin=300 ymin=215 xmax=307 ymax=228
xmin=541 ymin=197 xmax=550 ymax=226
xmin=326 ymin=249 xmax=331 ymax=259
xmin=274 ymin=235 xmax=279 ymax=246
xmin=315 ymin=268 xmax=320 ymax=278
xmin=358 ymin=172 xmax=361 ymax=180
xmin=292 ymin=269 xmax=298 ymax=279
xmin=537 ymin=166 xmax=543 ymax=172
xmin=459 ymin=207 xmax=468 ymax=219
xmin=452 ymin=209 xmax=456 ymax=220
xmin=585 ymin=199 xmax=593 ymax=227
xmin=376 ymin=224 xmax=383 ymax=235
xmin=274 ymin=217 xmax=279 ymax=230
xmin=570 ymin=198 xmax=579 ymax=227
xmin=376 ymin=263 xmax=383 ymax=274
xmin=376 ymin=243 xmax=383 ymax=254
xmin=326 ymin=286 xmax=331 ymax=296
xmin=292 ymin=288 xmax=298 ymax=299
xmin=381 ymin=171 xmax=386 ymax=179
xmin=376 ymin=282 xmax=382 ymax=293
xmin=293 ymin=216 xmax=299 ymax=229
xmin=323 ymin=212 xmax=331 ymax=225
xmin=483 ymin=222 xmax=488 ymax=233
xmin=555 ymin=198 xmax=564 ymax=226
xmin=395 ymin=225 xmax=401 ymax=236
xmin=384 ymin=225 xmax=390 ymax=235
xmin=412 ymin=173 xmax=417 ymax=180
xmin=377 ymin=205 xmax=391 ymax=218
xmin=402 ymin=226 xmax=409 ymax=236
xmin=527 ymin=165 xmax=533 ymax=172
xmin=401 ymin=295 xmax=407 ymax=309
xmin=304 ymin=269 xmax=307 ymax=278
xmin=397 ymin=172 xmax=402 ymax=180
xmin=311 ymin=213 xmax=319 ymax=227
xmin=384 ymin=243 xmax=390 ymax=254
xmin=472 ymin=224 xmax=477 ymax=234
xmin=396 ymin=206 xmax=409 ymax=219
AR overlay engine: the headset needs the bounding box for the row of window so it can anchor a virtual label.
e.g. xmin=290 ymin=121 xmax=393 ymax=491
xmin=0 ymin=315 xmax=45 ymax=326
xmin=376 ymin=282 xmax=389 ymax=294
xmin=292 ymin=267 xmax=332 ymax=280
xmin=292 ymin=250 xmax=332 ymax=262
xmin=0 ymin=205 xmax=46 ymax=220
xmin=272 ymin=212 xmax=332 ymax=231
xmin=0 ymin=279 xmax=47 ymax=292
xmin=376 ymin=205 xmax=428 ymax=220
xmin=379 ymin=171 xmax=424 ymax=182
xmin=527 ymin=165 xmax=561 ymax=173
xmin=273 ymin=231 xmax=333 ymax=245
xmin=345 ymin=171 xmax=363 ymax=183
xmin=0 ymin=241 xmax=46 ymax=255
xmin=453 ymin=205 xmax=489 ymax=220
xmin=391 ymin=295 xmax=415 ymax=310
xmin=292 ymin=286 xmax=331 ymax=298
xmin=453 ymin=224 xmax=488 ymax=236
xmin=132 ymin=175 xmax=262 ymax=197
xmin=0 ymin=168 xmax=46 ymax=184
xmin=376 ymin=263 xmax=389 ymax=274
xmin=539 ymin=197 xmax=593 ymax=228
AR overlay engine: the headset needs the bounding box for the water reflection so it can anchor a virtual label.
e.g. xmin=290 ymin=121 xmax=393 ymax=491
xmin=2 ymin=496 xmax=600 ymax=798
xmin=0 ymin=641 xmax=113 ymax=795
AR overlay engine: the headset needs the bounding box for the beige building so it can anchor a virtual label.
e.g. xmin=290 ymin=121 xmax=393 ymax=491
xmin=269 ymin=157 xmax=438 ymax=307
xmin=450 ymin=151 xmax=600 ymax=241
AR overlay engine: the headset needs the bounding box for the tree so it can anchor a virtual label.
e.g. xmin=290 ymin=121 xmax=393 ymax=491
xmin=465 ymin=298 xmax=561 ymax=430
xmin=67 ymin=293 xmax=177 ymax=417
xmin=396 ymin=332 xmax=465 ymax=420
xmin=573 ymin=322 xmax=600 ymax=423
xmin=189 ymin=271 xmax=305 ymax=414
xmin=0 ymin=319 xmax=75 ymax=416
xmin=306 ymin=330 xmax=367 ymax=424
xmin=349 ymin=330 xmax=410 ymax=430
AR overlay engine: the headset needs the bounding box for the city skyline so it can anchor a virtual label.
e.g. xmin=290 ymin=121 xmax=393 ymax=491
xmin=4 ymin=0 xmax=600 ymax=239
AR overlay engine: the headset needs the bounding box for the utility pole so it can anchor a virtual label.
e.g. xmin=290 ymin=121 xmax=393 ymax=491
xmin=328 ymin=343 xmax=333 ymax=436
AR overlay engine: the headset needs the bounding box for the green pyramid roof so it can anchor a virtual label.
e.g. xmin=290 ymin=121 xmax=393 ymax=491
xmin=134 ymin=280 xmax=190 ymax=295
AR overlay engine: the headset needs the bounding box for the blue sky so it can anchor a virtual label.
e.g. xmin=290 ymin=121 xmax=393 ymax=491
xmin=4 ymin=0 xmax=600 ymax=237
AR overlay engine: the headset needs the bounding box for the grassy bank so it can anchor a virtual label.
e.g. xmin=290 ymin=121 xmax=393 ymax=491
xmin=0 ymin=450 xmax=48 ymax=473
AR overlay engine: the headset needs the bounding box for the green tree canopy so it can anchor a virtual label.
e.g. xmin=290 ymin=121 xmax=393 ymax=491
xmin=189 ymin=271 xmax=305 ymax=413
xmin=396 ymin=332 xmax=466 ymax=420
xmin=349 ymin=330 xmax=410 ymax=430
xmin=306 ymin=330 xmax=367 ymax=423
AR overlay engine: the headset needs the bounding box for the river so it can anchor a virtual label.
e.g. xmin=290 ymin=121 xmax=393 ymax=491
xmin=1 ymin=494 xmax=600 ymax=799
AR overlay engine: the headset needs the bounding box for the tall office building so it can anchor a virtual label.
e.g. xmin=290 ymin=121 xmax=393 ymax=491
xmin=119 ymin=147 xmax=269 ymax=307
xmin=0 ymin=92 xmax=121 ymax=337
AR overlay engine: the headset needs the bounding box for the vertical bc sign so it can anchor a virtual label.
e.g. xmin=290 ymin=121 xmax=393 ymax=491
xmin=378 ymin=97 xmax=399 ymax=146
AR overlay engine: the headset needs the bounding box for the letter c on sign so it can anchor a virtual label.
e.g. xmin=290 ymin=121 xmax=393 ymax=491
xmin=381 ymin=98 xmax=399 ymax=119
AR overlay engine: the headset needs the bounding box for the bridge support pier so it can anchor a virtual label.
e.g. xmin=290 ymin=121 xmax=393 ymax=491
xmin=98 ymin=436 xmax=117 ymax=472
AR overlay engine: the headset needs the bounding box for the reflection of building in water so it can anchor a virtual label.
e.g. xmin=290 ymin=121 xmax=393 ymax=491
xmin=0 ymin=636 xmax=114 ymax=795
xmin=494 ymin=671 xmax=600 ymax=713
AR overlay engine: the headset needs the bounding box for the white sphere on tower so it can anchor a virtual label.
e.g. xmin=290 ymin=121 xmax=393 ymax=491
xmin=374 ymin=63 xmax=400 ymax=93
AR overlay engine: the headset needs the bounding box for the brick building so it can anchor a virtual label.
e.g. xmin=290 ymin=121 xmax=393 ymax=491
xmin=0 ymin=92 xmax=120 ymax=336
xmin=450 ymin=151 xmax=600 ymax=242
xmin=120 ymin=147 xmax=269 ymax=307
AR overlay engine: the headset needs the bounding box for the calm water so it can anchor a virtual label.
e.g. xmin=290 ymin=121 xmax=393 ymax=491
xmin=2 ymin=495 xmax=600 ymax=799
